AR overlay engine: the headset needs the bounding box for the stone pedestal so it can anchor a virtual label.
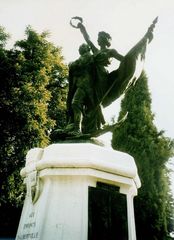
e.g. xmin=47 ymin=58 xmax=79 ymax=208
xmin=16 ymin=143 xmax=141 ymax=240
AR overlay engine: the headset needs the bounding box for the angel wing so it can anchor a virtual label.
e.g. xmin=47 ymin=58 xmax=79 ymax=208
xmin=102 ymin=17 xmax=158 ymax=107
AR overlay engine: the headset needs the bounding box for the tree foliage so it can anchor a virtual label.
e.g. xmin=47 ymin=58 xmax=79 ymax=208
xmin=0 ymin=26 xmax=68 ymax=236
xmin=112 ymin=71 xmax=174 ymax=239
xmin=0 ymin=26 xmax=10 ymax=47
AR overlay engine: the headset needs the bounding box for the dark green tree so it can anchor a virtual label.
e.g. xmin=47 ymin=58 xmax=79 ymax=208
xmin=0 ymin=26 xmax=68 ymax=236
xmin=0 ymin=26 xmax=10 ymax=47
xmin=14 ymin=26 xmax=68 ymax=147
xmin=112 ymin=71 xmax=174 ymax=239
xmin=0 ymin=26 xmax=24 ymax=236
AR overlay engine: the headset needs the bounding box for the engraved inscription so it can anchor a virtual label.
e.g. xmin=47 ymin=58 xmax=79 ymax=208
xmin=29 ymin=212 xmax=35 ymax=218
xmin=23 ymin=222 xmax=36 ymax=229
xmin=16 ymin=211 xmax=39 ymax=240
xmin=16 ymin=232 xmax=38 ymax=239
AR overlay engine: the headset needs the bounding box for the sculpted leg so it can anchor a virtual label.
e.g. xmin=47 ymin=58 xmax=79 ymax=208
xmin=71 ymin=88 xmax=86 ymax=133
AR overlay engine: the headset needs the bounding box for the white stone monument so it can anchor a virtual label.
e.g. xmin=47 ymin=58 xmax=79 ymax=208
xmin=16 ymin=142 xmax=141 ymax=240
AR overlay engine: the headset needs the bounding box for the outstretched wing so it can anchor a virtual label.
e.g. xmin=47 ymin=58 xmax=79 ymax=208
xmin=102 ymin=17 xmax=158 ymax=107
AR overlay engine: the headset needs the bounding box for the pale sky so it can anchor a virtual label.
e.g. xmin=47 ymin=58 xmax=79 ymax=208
xmin=0 ymin=0 xmax=173 ymax=135
xmin=0 ymin=0 xmax=174 ymax=193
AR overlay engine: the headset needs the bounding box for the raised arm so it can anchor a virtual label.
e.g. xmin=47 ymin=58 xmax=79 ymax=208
xmin=110 ymin=49 xmax=124 ymax=61
xmin=70 ymin=17 xmax=98 ymax=53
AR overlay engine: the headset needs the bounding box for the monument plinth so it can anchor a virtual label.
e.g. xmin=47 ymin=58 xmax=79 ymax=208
xmin=14 ymin=14 xmax=159 ymax=240
xmin=16 ymin=143 xmax=140 ymax=240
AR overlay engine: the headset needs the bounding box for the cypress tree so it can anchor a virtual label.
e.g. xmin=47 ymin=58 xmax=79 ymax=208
xmin=112 ymin=71 xmax=174 ymax=239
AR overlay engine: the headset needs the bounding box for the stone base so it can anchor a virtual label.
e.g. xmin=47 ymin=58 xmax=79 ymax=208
xmin=16 ymin=143 xmax=141 ymax=240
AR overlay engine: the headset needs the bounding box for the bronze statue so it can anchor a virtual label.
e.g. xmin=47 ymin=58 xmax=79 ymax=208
xmin=67 ymin=17 xmax=124 ymax=134
xmin=66 ymin=43 xmax=98 ymax=134
xmin=51 ymin=17 xmax=158 ymax=141
xmin=66 ymin=17 xmax=158 ymax=137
